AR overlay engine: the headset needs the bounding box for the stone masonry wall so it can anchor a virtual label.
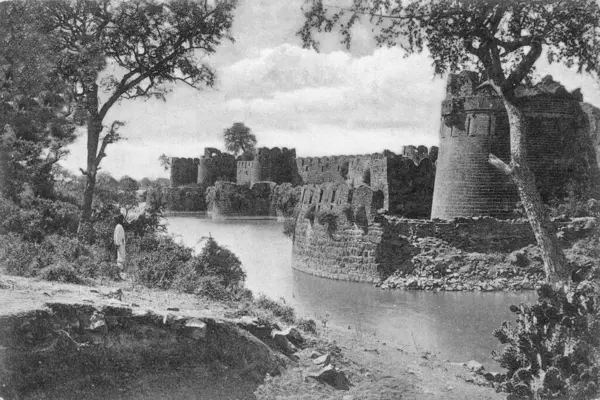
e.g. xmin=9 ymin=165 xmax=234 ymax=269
xmin=291 ymin=207 xmax=536 ymax=283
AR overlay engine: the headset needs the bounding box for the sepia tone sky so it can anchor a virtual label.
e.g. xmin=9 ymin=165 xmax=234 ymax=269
xmin=59 ymin=0 xmax=600 ymax=180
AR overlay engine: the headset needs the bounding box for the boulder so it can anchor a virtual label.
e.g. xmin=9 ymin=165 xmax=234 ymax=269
xmin=271 ymin=330 xmax=297 ymax=354
xmin=312 ymin=353 xmax=331 ymax=366
xmin=184 ymin=319 xmax=207 ymax=339
xmin=236 ymin=316 xmax=277 ymax=340
xmin=466 ymin=360 xmax=485 ymax=373
xmin=86 ymin=312 xmax=106 ymax=331
xmin=280 ymin=326 xmax=304 ymax=347
xmin=307 ymin=364 xmax=350 ymax=390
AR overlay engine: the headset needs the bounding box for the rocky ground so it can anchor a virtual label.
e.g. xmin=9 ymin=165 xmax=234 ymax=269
xmin=0 ymin=275 xmax=505 ymax=400
xmin=380 ymin=217 xmax=599 ymax=292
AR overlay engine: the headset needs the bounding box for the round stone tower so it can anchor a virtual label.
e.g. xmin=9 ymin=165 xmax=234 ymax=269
xmin=431 ymin=72 xmax=584 ymax=220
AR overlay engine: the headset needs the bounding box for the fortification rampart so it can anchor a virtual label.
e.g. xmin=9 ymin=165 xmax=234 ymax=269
xmin=291 ymin=208 xmax=536 ymax=283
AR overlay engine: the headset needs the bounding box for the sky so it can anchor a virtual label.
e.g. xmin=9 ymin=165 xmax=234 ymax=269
xmin=59 ymin=0 xmax=600 ymax=180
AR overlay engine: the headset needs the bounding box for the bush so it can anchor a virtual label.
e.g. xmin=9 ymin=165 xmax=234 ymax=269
xmin=297 ymin=318 xmax=318 ymax=334
xmin=272 ymin=183 xmax=300 ymax=216
xmin=0 ymin=197 xmax=79 ymax=243
xmin=129 ymin=235 xmax=193 ymax=289
xmin=317 ymin=209 xmax=339 ymax=235
xmin=38 ymin=263 xmax=83 ymax=284
xmin=254 ymin=294 xmax=295 ymax=324
xmin=173 ymin=236 xmax=246 ymax=293
xmin=283 ymin=208 xmax=299 ymax=239
xmin=305 ymin=204 xmax=316 ymax=224
xmin=493 ymin=282 xmax=600 ymax=399
xmin=0 ymin=234 xmax=44 ymax=276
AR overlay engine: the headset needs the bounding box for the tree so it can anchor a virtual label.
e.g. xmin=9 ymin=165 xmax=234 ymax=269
xmin=32 ymin=0 xmax=237 ymax=237
xmin=223 ymin=122 xmax=257 ymax=156
xmin=0 ymin=1 xmax=76 ymax=202
xmin=298 ymin=0 xmax=600 ymax=284
xmin=158 ymin=153 xmax=172 ymax=171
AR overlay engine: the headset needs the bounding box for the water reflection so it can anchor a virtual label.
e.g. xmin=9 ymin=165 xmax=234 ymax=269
xmin=166 ymin=215 xmax=536 ymax=368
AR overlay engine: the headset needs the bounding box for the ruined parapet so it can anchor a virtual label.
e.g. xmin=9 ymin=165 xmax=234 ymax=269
xmin=197 ymin=148 xmax=236 ymax=186
xmin=431 ymin=71 xmax=595 ymax=220
xmin=170 ymin=157 xmax=199 ymax=188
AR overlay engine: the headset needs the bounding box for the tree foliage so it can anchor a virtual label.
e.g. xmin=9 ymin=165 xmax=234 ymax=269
xmin=26 ymin=0 xmax=238 ymax=230
xmin=223 ymin=122 xmax=257 ymax=156
xmin=0 ymin=1 xmax=77 ymax=201
xmin=298 ymin=0 xmax=600 ymax=90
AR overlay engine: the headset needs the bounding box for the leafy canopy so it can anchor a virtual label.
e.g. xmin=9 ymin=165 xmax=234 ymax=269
xmin=223 ymin=122 xmax=257 ymax=156
xmin=37 ymin=0 xmax=238 ymax=114
xmin=298 ymin=0 xmax=600 ymax=92
xmin=0 ymin=1 xmax=76 ymax=201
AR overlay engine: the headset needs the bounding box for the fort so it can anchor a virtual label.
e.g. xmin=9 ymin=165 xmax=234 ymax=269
xmin=161 ymin=72 xmax=600 ymax=285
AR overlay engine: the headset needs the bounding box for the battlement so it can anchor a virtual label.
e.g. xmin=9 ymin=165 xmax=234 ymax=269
xmin=170 ymin=157 xmax=199 ymax=187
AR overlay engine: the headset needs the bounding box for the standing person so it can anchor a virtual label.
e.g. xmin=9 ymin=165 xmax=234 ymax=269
xmin=113 ymin=214 xmax=127 ymax=278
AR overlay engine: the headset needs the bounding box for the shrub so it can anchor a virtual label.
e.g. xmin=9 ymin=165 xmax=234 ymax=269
xmin=493 ymin=282 xmax=600 ymax=399
xmin=305 ymin=204 xmax=316 ymax=224
xmin=0 ymin=234 xmax=44 ymax=276
xmin=283 ymin=208 xmax=299 ymax=239
xmin=316 ymin=209 xmax=339 ymax=235
xmin=40 ymin=234 xmax=91 ymax=263
xmin=38 ymin=263 xmax=83 ymax=284
xmin=273 ymin=183 xmax=300 ymax=216
xmin=297 ymin=318 xmax=318 ymax=334
xmin=173 ymin=236 xmax=246 ymax=293
xmin=0 ymin=197 xmax=78 ymax=243
xmin=254 ymin=294 xmax=295 ymax=324
xmin=128 ymin=235 xmax=193 ymax=289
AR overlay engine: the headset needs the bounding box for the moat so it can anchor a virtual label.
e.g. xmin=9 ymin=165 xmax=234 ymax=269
xmin=166 ymin=215 xmax=536 ymax=369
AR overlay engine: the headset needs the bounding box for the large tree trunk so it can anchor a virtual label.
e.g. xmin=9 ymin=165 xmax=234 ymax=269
xmin=77 ymin=85 xmax=102 ymax=241
xmin=489 ymin=96 xmax=570 ymax=284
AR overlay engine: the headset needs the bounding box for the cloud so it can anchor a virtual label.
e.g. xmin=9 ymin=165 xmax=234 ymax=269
xmin=221 ymin=44 xmax=446 ymax=133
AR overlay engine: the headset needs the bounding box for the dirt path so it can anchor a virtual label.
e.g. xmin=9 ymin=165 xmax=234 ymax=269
xmin=0 ymin=275 xmax=504 ymax=400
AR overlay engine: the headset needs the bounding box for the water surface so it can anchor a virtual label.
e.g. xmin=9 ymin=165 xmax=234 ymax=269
xmin=166 ymin=215 xmax=536 ymax=368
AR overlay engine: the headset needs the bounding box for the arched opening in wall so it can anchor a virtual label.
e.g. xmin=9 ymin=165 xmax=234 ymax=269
xmin=331 ymin=190 xmax=336 ymax=203
xmin=318 ymin=189 xmax=324 ymax=203
xmin=363 ymin=168 xmax=371 ymax=186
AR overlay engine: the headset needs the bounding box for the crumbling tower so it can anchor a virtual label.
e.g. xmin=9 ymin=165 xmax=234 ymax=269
xmin=431 ymin=71 xmax=589 ymax=220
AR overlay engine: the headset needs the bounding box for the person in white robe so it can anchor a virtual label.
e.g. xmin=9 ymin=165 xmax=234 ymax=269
xmin=113 ymin=215 xmax=126 ymax=269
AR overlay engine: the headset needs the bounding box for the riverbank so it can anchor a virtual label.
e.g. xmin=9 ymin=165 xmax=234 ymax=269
xmin=0 ymin=275 xmax=504 ymax=400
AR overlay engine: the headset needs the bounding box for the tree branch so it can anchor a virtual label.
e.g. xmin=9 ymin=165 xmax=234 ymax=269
xmin=488 ymin=153 xmax=512 ymax=176
xmin=504 ymin=38 xmax=543 ymax=91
